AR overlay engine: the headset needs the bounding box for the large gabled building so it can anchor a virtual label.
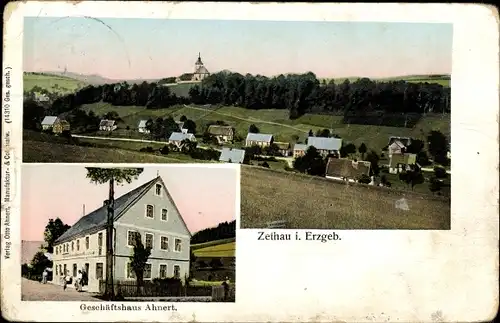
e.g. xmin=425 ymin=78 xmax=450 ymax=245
xmin=52 ymin=176 xmax=191 ymax=292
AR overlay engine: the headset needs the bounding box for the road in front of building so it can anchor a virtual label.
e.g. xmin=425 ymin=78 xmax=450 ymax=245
xmin=21 ymin=278 xmax=103 ymax=301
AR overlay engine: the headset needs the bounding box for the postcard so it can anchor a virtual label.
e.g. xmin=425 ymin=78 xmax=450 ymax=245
xmin=2 ymin=1 xmax=499 ymax=322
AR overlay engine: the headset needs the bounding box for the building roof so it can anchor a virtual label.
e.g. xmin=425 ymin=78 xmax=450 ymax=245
xmin=389 ymin=153 xmax=417 ymax=167
xmin=195 ymin=66 xmax=210 ymax=75
xmin=208 ymin=125 xmax=234 ymax=136
xmin=307 ymin=137 xmax=342 ymax=151
xmin=388 ymin=136 xmax=412 ymax=147
xmin=41 ymin=116 xmax=58 ymax=126
xmin=195 ymin=53 xmax=204 ymax=65
xmin=293 ymin=144 xmax=308 ymax=151
xmin=325 ymin=158 xmax=371 ymax=179
xmin=138 ymin=120 xmax=148 ymax=128
xmin=169 ymin=132 xmax=195 ymax=142
xmin=55 ymin=177 xmax=159 ymax=244
xmin=274 ymin=142 xmax=291 ymax=150
xmin=99 ymin=119 xmax=116 ymax=127
xmin=246 ymin=133 xmax=273 ymax=143
xmin=390 ymin=140 xmax=406 ymax=149
xmin=219 ymin=148 xmax=245 ymax=164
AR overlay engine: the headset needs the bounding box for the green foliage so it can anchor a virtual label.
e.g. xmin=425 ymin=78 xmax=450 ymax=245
xmin=427 ymin=130 xmax=449 ymax=165
xmin=434 ymin=166 xmax=448 ymax=179
xmin=428 ymin=176 xmax=442 ymax=194
xmin=183 ymin=119 xmax=197 ymax=134
xmin=358 ymin=143 xmax=367 ymax=156
xmin=316 ymin=128 xmax=330 ymax=137
xmin=85 ymin=167 xmax=144 ymax=185
xmin=398 ymin=165 xmax=425 ymax=190
xmin=43 ymin=218 xmax=71 ymax=253
xmin=340 ymin=143 xmax=357 ymax=157
xmin=293 ymin=146 xmax=326 ymax=176
xmin=130 ymin=233 xmax=152 ymax=289
xmin=365 ymin=150 xmax=380 ymax=176
xmin=248 ymin=124 xmax=260 ymax=133
xmin=30 ymin=251 xmax=52 ymax=277
xmin=357 ymin=174 xmax=371 ymax=184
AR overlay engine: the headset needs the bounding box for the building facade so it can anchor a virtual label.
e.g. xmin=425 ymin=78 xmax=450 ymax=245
xmin=245 ymin=133 xmax=274 ymax=148
xmin=52 ymin=176 xmax=191 ymax=293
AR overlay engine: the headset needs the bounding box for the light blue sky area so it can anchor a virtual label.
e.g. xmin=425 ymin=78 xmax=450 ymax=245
xmin=23 ymin=17 xmax=453 ymax=79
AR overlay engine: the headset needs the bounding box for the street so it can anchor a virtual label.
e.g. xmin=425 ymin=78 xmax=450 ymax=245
xmin=21 ymin=278 xmax=102 ymax=301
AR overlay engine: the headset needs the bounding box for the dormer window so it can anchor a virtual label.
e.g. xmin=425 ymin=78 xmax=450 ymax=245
xmin=155 ymin=184 xmax=162 ymax=196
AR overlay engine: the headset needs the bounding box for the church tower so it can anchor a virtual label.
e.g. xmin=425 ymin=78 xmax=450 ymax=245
xmin=195 ymin=52 xmax=203 ymax=71
xmin=192 ymin=52 xmax=210 ymax=81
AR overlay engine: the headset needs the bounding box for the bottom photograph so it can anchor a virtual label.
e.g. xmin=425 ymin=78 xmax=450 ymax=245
xmin=21 ymin=163 xmax=237 ymax=302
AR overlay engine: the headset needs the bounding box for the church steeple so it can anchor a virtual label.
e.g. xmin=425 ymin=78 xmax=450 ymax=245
xmin=196 ymin=52 xmax=203 ymax=66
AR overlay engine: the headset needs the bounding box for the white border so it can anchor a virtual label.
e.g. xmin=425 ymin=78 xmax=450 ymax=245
xmin=2 ymin=1 xmax=499 ymax=322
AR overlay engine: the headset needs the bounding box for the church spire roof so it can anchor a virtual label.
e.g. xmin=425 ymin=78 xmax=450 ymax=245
xmin=196 ymin=52 xmax=203 ymax=65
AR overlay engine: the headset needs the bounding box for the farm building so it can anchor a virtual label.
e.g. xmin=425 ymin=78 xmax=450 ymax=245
xmin=137 ymin=120 xmax=150 ymax=134
xmin=219 ymin=148 xmax=246 ymax=164
xmin=387 ymin=136 xmax=412 ymax=157
xmin=207 ymin=125 xmax=234 ymax=143
xmin=307 ymin=137 xmax=342 ymax=157
xmin=389 ymin=153 xmax=417 ymax=174
xmin=99 ymin=119 xmax=117 ymax=132
xmin=53 ymin=119 xmax=70 ymax=134
xmin=325 ymin=158 xmax=371 ymax=183
xmin=273 ymin=142 xmax=292 ymax=157
xmin=293 ymin=144 xmax=308 ymax=158
xmin=52 ymin=176 xmax=191 ymax=293
xmin=41 ymin=116 xmax=59 ymax=130
xmin=245 ymin=133 xmax=274 ymax=148
xmin=168 ymin=131 xmax=196 ymax=148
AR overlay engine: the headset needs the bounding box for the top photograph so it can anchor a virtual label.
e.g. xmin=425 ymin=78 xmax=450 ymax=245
xmin=22 ymin=18 xmax=452 ymax=230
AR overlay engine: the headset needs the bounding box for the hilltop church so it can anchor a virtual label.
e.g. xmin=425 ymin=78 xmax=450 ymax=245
xmin=177 ymin=53 xmax=210 ymax=82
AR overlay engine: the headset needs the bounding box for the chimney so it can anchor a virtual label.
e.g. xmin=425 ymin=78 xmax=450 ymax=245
xmin=103 ymin=200 xmax=109 ymax=206
xmin=83 ymin=204 xmax=85 ymax=217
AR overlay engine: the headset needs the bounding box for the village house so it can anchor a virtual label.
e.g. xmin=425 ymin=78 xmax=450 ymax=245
xmin=52 ymin=176 xmax=191 ymax=293
xmin=41 ymin=116 xmax=59 ymax=130
xmin=325 ymin=158 xmax=372 ymax=183
xmin=99 ymin=119 xmax=117 ymax=132
xmin=175 ymin=121 xmax=185 ymax=131
xmin=168 ymin=131 xmax=196 ymax=148
xmin=293 ymin=144 xmax=308 ymax=158
xmin=245 ymin=133 xmax=274 ymax=148
xmin=273 ymin=142 xmax=292 ymax=157
xmin=52 ymin=119 xmax=71 ymax=134
xmin=389 ymin=153 xmax=417 ymax=174
xmin=219 ymin=148 xmax=246 ymax=164
xmin=207 ymin=125 xmax=234 ymax=143
xmin=138 ymin=120 xmax=150 ymax=134
xmin=387 ymin=136 xmax=412 ymax=157
xmin=307 ymin=136 xmax=342 ymax=157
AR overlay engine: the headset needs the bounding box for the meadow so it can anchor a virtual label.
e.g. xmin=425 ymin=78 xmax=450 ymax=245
xmin=323 ymin=74 xmax=451 ymax=87
xmin=24 ymin=73 xmax=88 ymax=94
xmin=192 ymin=241 xmax=235 ymax=258
xmin=240 ymin=166 xmax=450 ymax=230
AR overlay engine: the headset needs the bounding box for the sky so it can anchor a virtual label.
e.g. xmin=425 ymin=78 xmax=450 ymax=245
xmin=23 ymin=17 xmax=453 ymax=80
xmin=21 ymin=164 xmax=237 ymax=242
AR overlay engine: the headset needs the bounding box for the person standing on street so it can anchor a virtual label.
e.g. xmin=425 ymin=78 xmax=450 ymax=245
xmin=76 ymin=270 xmax=83 ymax=292
xmin=42 ymin=270 xmax=47 ymax=284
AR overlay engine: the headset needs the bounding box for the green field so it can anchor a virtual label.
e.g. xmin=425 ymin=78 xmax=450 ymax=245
xmin=163 ymin=82 xmax=200 ymax=97
xmin=322 ymin=74 xmax=451 ymax=87
xmin=24 ymin=73 xmax=88 ymax=94
xmin=191 ymin=238 xmax=236 ymax=251
xmin=240 ymin=165 xmax=450 ymax=230
xmin=75 ymin=103 xmax=450 ymax=152
xmin=193 ymin=242 xmax=235 ymax=258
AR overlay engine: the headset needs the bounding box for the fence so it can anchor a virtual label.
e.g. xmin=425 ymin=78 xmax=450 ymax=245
xmin=99 ymin=280 xmax=213 ymax=298
xmin=211 ymin=285 xmax=236 ymax=302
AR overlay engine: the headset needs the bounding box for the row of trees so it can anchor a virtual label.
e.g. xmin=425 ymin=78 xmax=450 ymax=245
xmin=190 ymin=220 xmax=236 ymax=245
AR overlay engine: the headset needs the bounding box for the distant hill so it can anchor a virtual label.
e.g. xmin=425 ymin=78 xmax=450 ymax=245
xmin=191 ymin=220 xmax=236 ymax=245
xmin=21 ymin=240 xmax=44 ymax=264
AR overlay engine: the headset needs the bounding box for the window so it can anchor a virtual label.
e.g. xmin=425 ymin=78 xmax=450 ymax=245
xmin=59 ymin=264 xmax=62 ymax=275
xmin=96 ymin=263 xmax=103 ymax=280
xmin=160 ymin=236 xmax=169 ymax=250
xmin=76 ymin=240 xmax=80 ymax=251
xmin=159 ymin=264 xmax=167 ymax=279
xmin=173 ymin=265 xmax=180 ymax=279
xmin=126 ymin=263 xmax=136 ymax=279
xmin=55 ymin=266 xmax=58 ymax=275
xmin=161 ymin=209 xmax=168 ymax=221
xmin=63 ymin=264 xmax=67 ymax=275
xmin=55 ymin=247 xmax=58 ymax=255
xmin=127 ymin=231 xmax=139 ymax=247
xmin=155 ymin=184 xmax=162 ymax=196
xmin=98 ymin=233 xmax=103 ymax=247
xmin=73 ymin=264 xmax=77 ymax=277
xmin=145 ymin=233 xmax=154 ymax=249
xmin=145 ymin=205 xmax=154 ymax=218
xmin=174 ymin=239 xmax=182 ymax=252
xmin=71 ymin=241 xmax=74 ymax=251
xmin=144 ymin=264 xmax=152 ymax=279
xmin=85 ymin=236 xmax=89 ymax=249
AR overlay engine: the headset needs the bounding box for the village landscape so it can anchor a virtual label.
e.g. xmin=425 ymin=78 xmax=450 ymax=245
xmin=21 ymin=165 xmax=236 ymax=302
xmin=23 ymin=19 xmax=451 ymax=230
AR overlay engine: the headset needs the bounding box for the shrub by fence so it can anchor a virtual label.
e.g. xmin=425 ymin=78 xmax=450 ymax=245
xmin=99 ymin=279 xmax=213 ymax=298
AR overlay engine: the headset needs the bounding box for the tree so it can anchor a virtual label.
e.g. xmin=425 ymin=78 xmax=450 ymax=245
xmin=129 ymin=233 xmax=152 ymax=296
xmin=399 ymin=165 xmax=425 ymax=190
xmin=406 ymin=139 xmax=424 ymax=154
xmin=365 ymin=150 xmax=380 ymax=176
xmin=427 ymin=130 xmax=449 ymax=165
xmin=428 ymin=176 xmax=442 ymax=194
xmin=30 ymin=251 xmax=52 ymax=279
xmin=85 ymin=167 xmax=144 ymax=299
xmin=209 ymin=258 xmax=223 ymax=269
xmin=357 ymin=174 xmax=371 ymax=184
xmin=316 ymin=129 xmax=330 ymax=137
xmin=293 ymin=146 xmax=326 ymax=176
xmin=43 ymin=218 xmax=71 ymax=253
xmin=340 ymin=143 xmax=357 ymax=158
xmin=308 ymin=129 xmax=314 ymax=137
xmin=183 ymin=119 xmax=197 ymax=134
xmin=433 ymin=166 xmax=448 ymax=179
xmin=180 ymin=115 xmax=188 ymax=122
xmin=358 ymin=143 xmax=367 ymax=159
xmin=248 ymin=124 xmax=260 ymax=133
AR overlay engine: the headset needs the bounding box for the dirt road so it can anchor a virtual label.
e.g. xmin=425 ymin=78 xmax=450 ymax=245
xmin=21 ymin=278 xmax=102 ymax=301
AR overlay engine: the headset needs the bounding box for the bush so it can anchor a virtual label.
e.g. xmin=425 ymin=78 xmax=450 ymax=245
xmin=357 ymin=174 xmax=371 ymax=184
xmin=160 ymin=145 xmax=169 ymax=155
xmin=259 ymin=162 xmax=270 ymax=168
xmin=140 ymin=146 xmax=155 ymax=153
xmin=433 ymin=166 xmax=447 ymax=179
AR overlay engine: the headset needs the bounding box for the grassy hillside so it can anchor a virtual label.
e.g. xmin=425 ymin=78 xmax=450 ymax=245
xmin=75 ymin=103 xmax=450 ymax=152
xmin=24 ymin=73 xmax=88 ymax=94
xmin=163 ymin=82 xmax=200 ymax=97
xmin=240 ymin=166 xmax=450 ymax=230
xmin=322 ymin=74 xmax=451 ymax=87
xmin=193 ymin=242 xmax=235 ymax=258
xmin=191 ymin=238 xmax=236 ymax=251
